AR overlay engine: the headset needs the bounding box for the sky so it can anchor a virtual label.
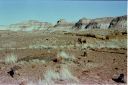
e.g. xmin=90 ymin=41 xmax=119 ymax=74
xmin=0 ymin=0 xmax=127 ymax=25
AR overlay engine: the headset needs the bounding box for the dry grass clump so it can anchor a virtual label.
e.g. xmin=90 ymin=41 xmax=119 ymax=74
xmin=43 ymin=65 xmax=78 ymax=84
xmin=26 ymin=65 xmax=78 ymax=85
xmin=4 ymin=54 xmax=17 ymax=64
xmin=57 ymin=51 xmax=75 ymax=60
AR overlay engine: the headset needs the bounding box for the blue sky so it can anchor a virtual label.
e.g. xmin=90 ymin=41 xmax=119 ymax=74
xmin=0 ymin=0 xmax=127 ymax=25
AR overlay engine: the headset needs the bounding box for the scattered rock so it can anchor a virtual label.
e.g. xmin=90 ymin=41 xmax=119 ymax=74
xmin=7 ymin=68 xmax=15 ymax=78
xmin=81 ymin=52 xmax=87 ymax=57
xmin=112 ymin=73 xmax=125 ymax=83
xmin=78 ymin=38 xmax=82 ymax=44
xmin=114 ymin=67 xmax=118 ymax=70
xmin=46 ymin=38 xmax=49 ymax=40
xmin=87 ymin=60 xmax=93 ymax=63
xmin=82 ymin=40 xmax=86 ymax=43
xmin=53 ymin=58 xmax=58 ymax=63
xmin=77 ymin=38 xmax=86 ymax=44
xmin=82 ymin=70 xmax=90 ymax=76
xmin=7 ymin=66 xmax=21 ymax=78
xmin=77 ymin=57 xmax=81 ymax=60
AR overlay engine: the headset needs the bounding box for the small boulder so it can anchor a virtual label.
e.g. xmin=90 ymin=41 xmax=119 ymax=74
xmin=112 ymin=73 xmax=125 ymax=83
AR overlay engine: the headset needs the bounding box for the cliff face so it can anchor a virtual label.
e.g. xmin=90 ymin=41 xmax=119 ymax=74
xmin=74 ymin=15 xmax=127 ymax=30
xmin=74 ymin=18 xmax=91 ymax=29
xmin=108 ymin=15 xmax=127 ymax=30
xmin=74 ymin=17 xmax=113 ymax=29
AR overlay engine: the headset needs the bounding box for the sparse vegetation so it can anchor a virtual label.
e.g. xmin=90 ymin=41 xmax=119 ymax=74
xmin=57 ymin=51 xmax=75 ymax=60
xmin=60 ymin=66 xmax=78 ymax=82
xmin=43 ymin=65 xmax=78 ymax=84
xmin=0 ymin=27 xmax=126 ymax=84
xmin=4 ymin=54 xmax=17 ymax=64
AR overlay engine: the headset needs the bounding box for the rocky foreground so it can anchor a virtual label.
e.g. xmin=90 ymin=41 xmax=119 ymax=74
xmin=0 ymin=15 xmax=127 ymax=85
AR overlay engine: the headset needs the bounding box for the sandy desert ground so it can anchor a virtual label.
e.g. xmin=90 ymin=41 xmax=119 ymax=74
xmin=0 ymin=28 xmax=126 ymax=85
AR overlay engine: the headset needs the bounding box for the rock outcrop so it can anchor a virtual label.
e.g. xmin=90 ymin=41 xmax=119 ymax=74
xmin=109 ymin=15 xmax=127 ymax=30
xmin=85 ymin=17 xmax=113 ymax=29
xmin=8 ymin=20 xmax=53 ymax=31
xmin=54 ymin=19 xmax=74 ymax=28
xmin=74 ymin=17 xmax=113 ymax=29
xmin=85 ymin=20 xmax=99 ymax=29
xmin=74 ymin=18 xmax=91 ymax=29
xmin=74 ymin=15 xmax=127 ymax=30
xmin=0 ymin=15 xmax=126 ymax=31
